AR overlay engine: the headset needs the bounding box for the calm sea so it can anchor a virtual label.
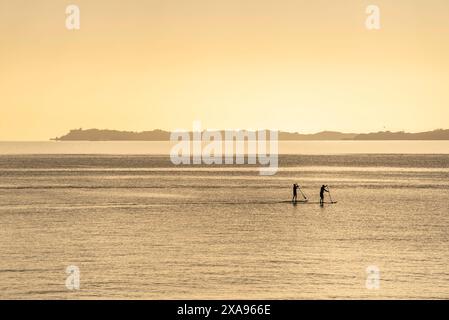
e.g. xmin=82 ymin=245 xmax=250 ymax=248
xmin=0 ymin=141 xmax=448 ymax=299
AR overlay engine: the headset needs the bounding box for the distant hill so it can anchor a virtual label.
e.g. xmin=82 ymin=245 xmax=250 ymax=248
xmin=353 ymin=129 xmax=449 ymax=140
xmin=53 ymin=128 xmax=449 ymax=141
xmin=53 ymin=129 xmax=171 ymax=141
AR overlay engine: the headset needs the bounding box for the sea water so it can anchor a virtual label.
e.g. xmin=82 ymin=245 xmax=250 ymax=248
xmin=0 ymin=142 xmax=448 ymax=299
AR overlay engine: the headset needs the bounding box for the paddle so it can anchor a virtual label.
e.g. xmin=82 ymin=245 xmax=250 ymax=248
xmin=328 ymin=187 xmax=334 ymax=203
xmin=299 ymin=188 xmax=308 ymax=200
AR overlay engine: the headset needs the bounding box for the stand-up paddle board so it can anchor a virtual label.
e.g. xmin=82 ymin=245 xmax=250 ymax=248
xmin=281 ymin=200 xmax=337 ymax=204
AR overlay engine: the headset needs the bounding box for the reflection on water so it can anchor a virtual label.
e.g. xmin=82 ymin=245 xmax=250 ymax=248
xmin=1 ymin=140 xmax=449 ymax=155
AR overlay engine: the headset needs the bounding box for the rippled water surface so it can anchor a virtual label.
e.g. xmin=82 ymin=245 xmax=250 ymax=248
xmin=1 ymin=150 xmax=449 ymax=299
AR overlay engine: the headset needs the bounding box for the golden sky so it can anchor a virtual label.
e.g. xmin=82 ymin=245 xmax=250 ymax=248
xmin=1 ymin=0 xmax=449 ymax=140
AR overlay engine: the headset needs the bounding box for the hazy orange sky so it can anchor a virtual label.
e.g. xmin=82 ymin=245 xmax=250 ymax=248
xmin=1 ymin=0 xmax=449 ymax=140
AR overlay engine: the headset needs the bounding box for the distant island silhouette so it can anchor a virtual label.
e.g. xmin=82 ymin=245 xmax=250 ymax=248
xmin=52 ymin=128 xmax=449 ymax=141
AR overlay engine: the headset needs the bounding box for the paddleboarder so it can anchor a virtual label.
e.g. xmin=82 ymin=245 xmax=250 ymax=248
xmin=320 ymin=185 xmax=329 ymax=205
xmin=292 ymin=183 xmax=300 ymax=203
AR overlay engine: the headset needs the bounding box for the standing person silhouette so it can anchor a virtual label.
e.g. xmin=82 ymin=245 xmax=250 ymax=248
xmin=320 ymin=185 xmax=329 ymax=205
xmin=292 ymin=183 xmax=300 ymax=203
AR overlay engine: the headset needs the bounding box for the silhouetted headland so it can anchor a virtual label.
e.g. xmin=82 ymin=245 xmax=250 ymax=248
xmin=52 ymin=128 xmax=449 ymax=141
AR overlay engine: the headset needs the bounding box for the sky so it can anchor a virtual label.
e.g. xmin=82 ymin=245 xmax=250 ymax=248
xmin=1 ymin=0 xmax=449 ymax=140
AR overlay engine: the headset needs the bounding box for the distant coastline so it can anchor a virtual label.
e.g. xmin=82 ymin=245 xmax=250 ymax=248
xmin=52 ymin=128 xmax=449 ymax=141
